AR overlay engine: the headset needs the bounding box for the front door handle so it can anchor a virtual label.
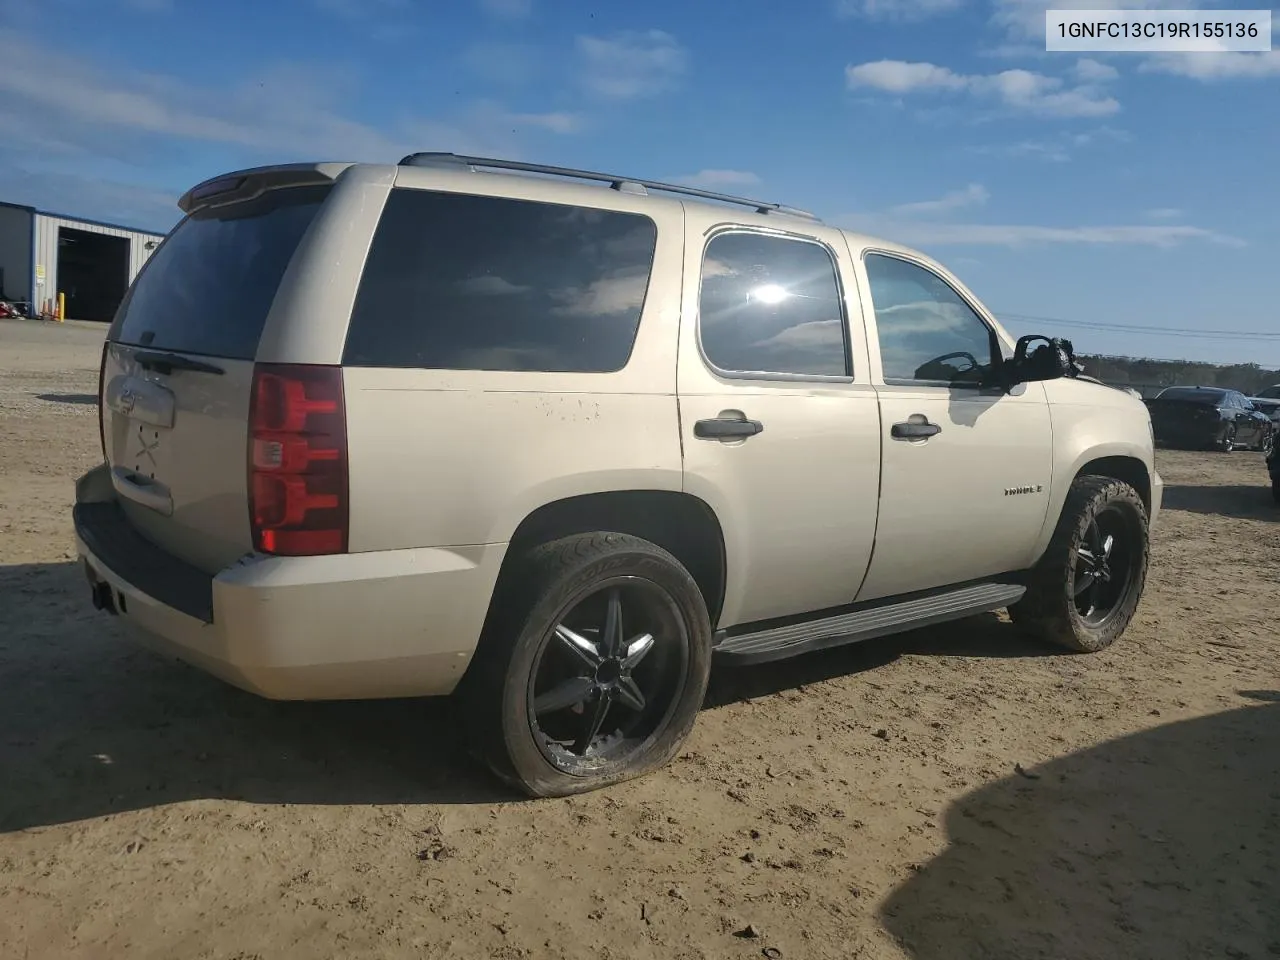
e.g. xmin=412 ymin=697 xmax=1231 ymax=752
xmin=694 ymin=416 xmax=764 ymax=440
xmin=891 ymin=418 xmax=942 ymax=440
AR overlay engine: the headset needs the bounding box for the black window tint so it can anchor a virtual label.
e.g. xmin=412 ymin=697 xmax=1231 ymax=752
xmin=110 ymin=185 xmax=330 ymax=360
xmin=698 ymin=232 xmax=847 ymax=377
xmin=864 ymin=254 xmax=995 ymax=385
xmin=343 ymin=190 xmax=657 ymax=373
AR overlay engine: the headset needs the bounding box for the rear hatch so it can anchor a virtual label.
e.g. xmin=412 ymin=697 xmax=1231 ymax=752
xmin=101 ymin=181 xmax=332 ymax=574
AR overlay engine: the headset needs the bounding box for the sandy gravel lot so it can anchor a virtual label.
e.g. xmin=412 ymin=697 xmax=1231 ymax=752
xmin=1 ymin=318 xmax=1277 ymax=960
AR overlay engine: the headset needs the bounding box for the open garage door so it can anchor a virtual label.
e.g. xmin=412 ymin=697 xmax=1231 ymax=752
xmin=58 ymin=227 xmax=130 ymax=322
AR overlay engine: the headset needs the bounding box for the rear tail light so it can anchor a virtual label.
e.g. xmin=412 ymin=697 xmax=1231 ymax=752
xmin=248 ymin=364 xmax=348 ymax=556
xmin=97 ymin=341 xmax=108 ymax=460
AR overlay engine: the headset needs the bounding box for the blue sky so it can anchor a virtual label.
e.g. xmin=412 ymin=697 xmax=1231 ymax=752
xmin=1 ymin=0 xmax=1276 ymax=364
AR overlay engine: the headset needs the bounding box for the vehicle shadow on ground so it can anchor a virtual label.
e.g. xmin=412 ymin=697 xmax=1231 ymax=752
xmin=0 ymin=562 xmax=513 ymax=832
xmin=1161 ymin=483 xmax=1277 ymax=522
xmin=880 ymin=692 xmax=1280 ymax=960
xmin=1 ymin=562 xmax=1061 ymax=831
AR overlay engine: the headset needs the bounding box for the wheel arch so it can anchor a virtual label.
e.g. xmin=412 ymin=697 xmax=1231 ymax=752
xmin=1030 ymin=445 xmax=1153 ymax=565
xmin=1073 ymin=454 xmax=1151 ymax=514
xmin=487 ymin=489 xmax=728 ymax=630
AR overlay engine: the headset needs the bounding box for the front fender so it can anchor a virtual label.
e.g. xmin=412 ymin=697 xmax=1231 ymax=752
xmin=1031 ymin=383 xmax=1156 ymax=563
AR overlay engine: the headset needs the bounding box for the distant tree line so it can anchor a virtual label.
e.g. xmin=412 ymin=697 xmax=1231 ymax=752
xmin=1076 ymin=354 xmax=1280 ymax=398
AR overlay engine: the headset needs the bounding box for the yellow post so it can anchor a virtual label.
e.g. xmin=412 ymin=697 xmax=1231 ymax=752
xmin=57 ymin=292 xmax=65 ymax=322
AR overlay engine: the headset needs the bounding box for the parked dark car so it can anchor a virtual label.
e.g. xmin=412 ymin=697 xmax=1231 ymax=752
xmin=1256 ymin=384 xmax=1280 ymax=400
xmin=1145 ymin=386 xmax=1275 ymax=452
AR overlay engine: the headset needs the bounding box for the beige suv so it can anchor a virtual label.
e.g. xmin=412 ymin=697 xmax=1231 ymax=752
xmin=75 ymin=153 xmax=1163 ymax=797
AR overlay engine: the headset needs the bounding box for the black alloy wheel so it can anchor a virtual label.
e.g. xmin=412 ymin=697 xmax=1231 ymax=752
xmin=1071 ymin=504 xmax=1139 ymax=629
xmin=527 ymin=579 xmax=689 ymax=774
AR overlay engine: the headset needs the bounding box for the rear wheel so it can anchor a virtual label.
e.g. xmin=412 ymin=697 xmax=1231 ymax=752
xmin=1010 ymin=476 xmax=1149 ymax=653
xmin=463 ymin=533 xmax=712 ymax=797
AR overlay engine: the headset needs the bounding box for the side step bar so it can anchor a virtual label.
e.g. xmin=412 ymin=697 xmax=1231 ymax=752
xmin=713 ymin=582 xmax=1026 ymax=667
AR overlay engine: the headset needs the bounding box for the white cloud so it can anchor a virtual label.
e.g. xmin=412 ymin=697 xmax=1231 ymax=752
xmin=1140 ymin=51 xmax=1280 ymax=79
xmin=674 ymin=169 xmax=762 ymax=188
xmin=843 ymin=186 xmax=1243 ymax=249
xmin=845 ymin=216 xmax=1244 ymax=248
xmin=479 ymin=0 xmax=532 ymax=18
xmin=1144 ymin=207 xmax=1183 ymax=220
xmin=970 ymin=139 xmax=1072 ymax=162
xmin=576 ymin=30 xmax=687 ymax=100
xmin=968 ymin=126 xmax=1129 ymax=163
xmin=1074 ymin=58 xmax=1119 ymax=82
xmin=846 ymin=60 xmax=968 ymax=93
xmin=834 ymin=0 xmax=963 ymax=20
xmin=847 ymin=59 xmax=1120 ymax=117
xmin=0 ymin=30 xmax=567 ymax=169
xmin=891 ymin=183 xmax=989 ymax=216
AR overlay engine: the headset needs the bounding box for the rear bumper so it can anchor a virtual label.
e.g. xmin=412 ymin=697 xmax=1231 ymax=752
xmin=74 ymin=466 xmax=506 ymax=700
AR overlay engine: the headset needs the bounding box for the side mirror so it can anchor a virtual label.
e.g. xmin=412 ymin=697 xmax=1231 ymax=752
xmin=1000 ymin=334 xmax=1079 ymax=388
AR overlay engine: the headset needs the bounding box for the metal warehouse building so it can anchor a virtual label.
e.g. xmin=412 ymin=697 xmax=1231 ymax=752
xmin=0 ymin=201 xmax=167 ymax=322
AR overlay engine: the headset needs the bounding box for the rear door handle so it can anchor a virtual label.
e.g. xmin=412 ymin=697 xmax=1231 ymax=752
xmin=694 ymin=416 xmax=764 ymax=440
xmin=891 ymin=419 xmax=942 ymax=440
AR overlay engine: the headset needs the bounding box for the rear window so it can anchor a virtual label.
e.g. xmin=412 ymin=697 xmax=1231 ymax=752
xmin=1154 ymin=388 xmax=1224 ymax=404
xmin=109 ymin=185 xmax=330 ymax=360
xmin=342 ymin=189 xmax=658 ymax=373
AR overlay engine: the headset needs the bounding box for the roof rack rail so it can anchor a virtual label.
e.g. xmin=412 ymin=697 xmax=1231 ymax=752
xmin=397 ymin=152 xmax=821 ymax=222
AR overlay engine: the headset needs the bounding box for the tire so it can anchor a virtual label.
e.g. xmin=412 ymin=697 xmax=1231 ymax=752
xmin=1009 ymin=476 xmax=1149 ymax=653
xmin=462 ymin=532 xmax=712 ymax=798
xmin=1272 ymin=478 xmax=1280 ymax=505
xmin=1218 ymin=424 xmax=1237 ymax=452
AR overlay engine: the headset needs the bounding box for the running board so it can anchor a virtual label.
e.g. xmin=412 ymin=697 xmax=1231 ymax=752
xmin=713 ymin=582 xmax=1026 ymax=667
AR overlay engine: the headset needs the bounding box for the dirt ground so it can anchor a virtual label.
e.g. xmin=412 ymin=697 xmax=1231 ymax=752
xmin=1 ymin=317 xmax=1277 ymax=960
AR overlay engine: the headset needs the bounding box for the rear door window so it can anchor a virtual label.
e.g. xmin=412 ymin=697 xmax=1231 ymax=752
xmin=342 ymin=189 xmax=658 ymax=373
xmin=697 ymin=231 xmax=849 ymax=378
xmin=109 ymin=185 xmax=331 ymax=360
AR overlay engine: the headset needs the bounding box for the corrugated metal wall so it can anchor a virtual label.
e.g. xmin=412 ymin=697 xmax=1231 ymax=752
xmin=32 ymin=213 xmax=165 ymax=316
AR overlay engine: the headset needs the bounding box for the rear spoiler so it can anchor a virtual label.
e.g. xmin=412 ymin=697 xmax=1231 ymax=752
xmin=178 ymin=162 xmax=355 ymax=214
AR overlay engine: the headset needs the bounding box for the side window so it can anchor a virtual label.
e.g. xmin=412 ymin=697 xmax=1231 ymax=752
xmin=864 ymin=253 xmax=996 ymax=385
xmin=343 ymin=189 xmax=658 ymax=373
xmin=698 ymin=232 xmax=848 ymax=378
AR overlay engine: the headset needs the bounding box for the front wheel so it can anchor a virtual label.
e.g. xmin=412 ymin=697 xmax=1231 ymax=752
xmin=1261 ymin=432 xmax=1275 ymax=457
xmin=1218 ymin=424 xmax=1237 ymax=452
xmin=1010 ymin=476 xmax=1150 ymax=653
xmin=463 ymin=533 xmax=712 ymax=798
